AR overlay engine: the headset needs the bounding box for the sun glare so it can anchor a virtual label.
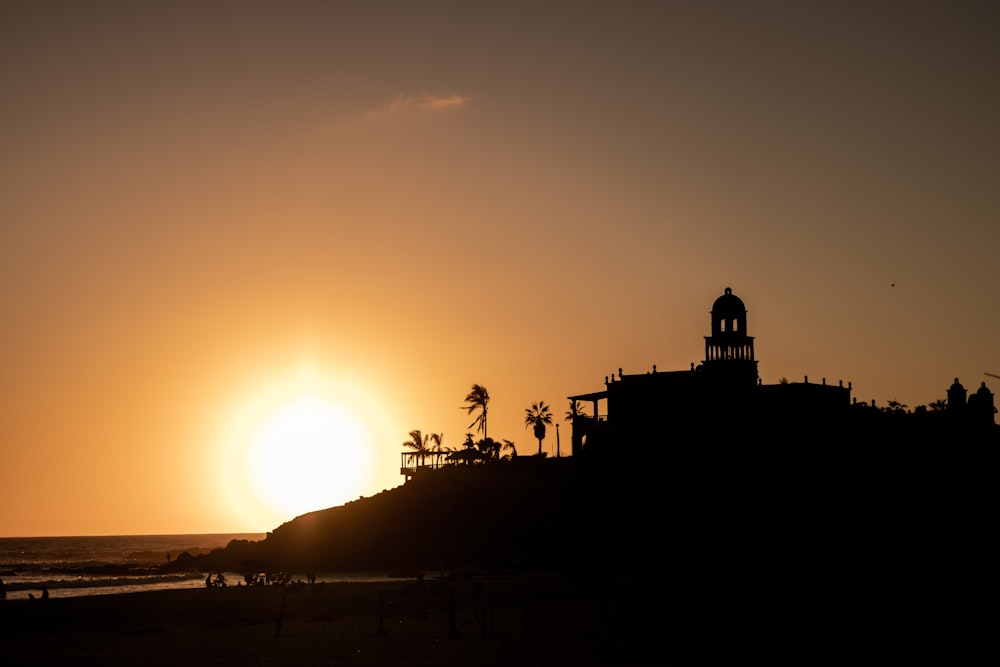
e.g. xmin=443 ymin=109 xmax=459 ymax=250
xmin=245 ymin=393 xmax=373 ymax=519
xmin=219 ymin=378 xmax=380 ymax=528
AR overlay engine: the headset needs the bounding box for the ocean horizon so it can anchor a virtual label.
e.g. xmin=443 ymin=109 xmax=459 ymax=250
xmin=0 ymin=533 xmax=266 ymax=600
xmin=0 ymin=533 xmax=401 ymax=601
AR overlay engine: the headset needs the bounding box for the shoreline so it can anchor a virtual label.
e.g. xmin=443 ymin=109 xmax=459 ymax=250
xmin=1 ymin=569 xmax=972 ymax=663
xmin=0 ymin=573 xmax=656 ymax=666
xmin=0 ymin=570 xmax=398 ymax=602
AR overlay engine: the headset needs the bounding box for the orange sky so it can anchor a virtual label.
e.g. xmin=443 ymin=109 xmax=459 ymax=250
xmin=2 ymin=2 xmax=998 ymax=537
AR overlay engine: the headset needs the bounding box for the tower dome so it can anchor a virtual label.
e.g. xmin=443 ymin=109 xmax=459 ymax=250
xmin=947 ymin=378 xmax=967 ymax=414
xmin=710 ymin=287 xmax=747 ymax=336
xmin=703 ymin=287 xmax=758 ymax=384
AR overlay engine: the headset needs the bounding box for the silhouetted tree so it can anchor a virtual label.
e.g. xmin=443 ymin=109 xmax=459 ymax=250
xmin=565 ymin=399 xmax=588 ymax=422
xmin=525 ymin=401 xmax=553 ymax=455
xmin=929 ymin=399 xmax=947 ymax=413
xmin=502 ymin=439 xmax=517 ymax=460
xmin=464 ymin=384 xmax=490 ymax=440
xmin=476 ymin=437 xmax=501 ymax=461
xmin=886 ymin=399 xmax=908 ymax=414
xmin=429 ymin=432 xmax=447 ymax=453
xmin=402 ymin=430 xmax=431 ymax=467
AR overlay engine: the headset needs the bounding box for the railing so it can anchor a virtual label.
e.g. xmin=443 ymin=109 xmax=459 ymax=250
xmin=400 ymin=452 xmax=449 ymax=477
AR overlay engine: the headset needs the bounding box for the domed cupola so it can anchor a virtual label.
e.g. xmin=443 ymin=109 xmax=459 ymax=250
xmin=947 ymin=377 xmax=967 ymax=414
xmin=710 ymin=287 xmax=748 ymax=337
xmin=703 ymin=287 xmax=758 ymax=383
xmin=971 ymin=381 xmax=995 ymax=424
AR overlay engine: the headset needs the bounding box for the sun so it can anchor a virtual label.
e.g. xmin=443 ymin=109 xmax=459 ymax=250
xmin=217 ymin=364 xmax=397 ymax=530
xmin=242 ymin=392 xmax=374 ymax=520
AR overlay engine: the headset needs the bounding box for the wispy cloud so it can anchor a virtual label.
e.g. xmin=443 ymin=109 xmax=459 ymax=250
xmin=365 ymin=93 xmax=471 ymax=120
xmin=325 ymin=92 xmax=471 ymax=136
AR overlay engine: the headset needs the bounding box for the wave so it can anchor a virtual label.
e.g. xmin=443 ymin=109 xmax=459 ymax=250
xmin=0 ymin=534 xmax=265 ymax=568
xmin=5 ymin=571 xmax=205 ymax=593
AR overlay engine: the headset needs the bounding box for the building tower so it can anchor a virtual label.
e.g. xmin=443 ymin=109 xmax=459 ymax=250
xmin=969 ymin=381 xmax=995 ymax=426
xmin=703 ymin=287 xmax=759 ymax=385
xmin=947 ymin=378 xmax=967 ymax=416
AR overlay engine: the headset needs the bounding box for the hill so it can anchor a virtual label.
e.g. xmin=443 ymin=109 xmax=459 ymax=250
xmin=168 ymin=458 xmax=614 ymax=575
xmin=165 ymin=442 xmax=997 ymax=589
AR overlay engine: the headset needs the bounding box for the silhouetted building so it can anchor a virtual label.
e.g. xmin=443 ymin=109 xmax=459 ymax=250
xmin=702 ymin=286 xmax=758 ymax=386
xmin=947 ymin=378 xmax=968 ymax=417
xmin=970 ymin=382 xmax=996 ymax=425
xmin=569 ymin=288 xmax=999 ymax=457
xmin=950 ymin=378 xmax=995 ymax=428
xmin=568 ymin=287 xmax=852 ymax=456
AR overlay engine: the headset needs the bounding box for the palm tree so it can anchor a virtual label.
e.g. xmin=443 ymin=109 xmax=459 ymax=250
xmin=476 ymin=437 xmax=501 ymax=461
xmin=502 ymin=439 xmax=517 ymax=460
xmin=525 ymin=400 xmax=553 ymax=455
xmin=885 ymin=399 xmax=908 ymax=414
xmin=402 ymin=429 xmax=431 ymax=467
xmin=463 ymin=384 xmax=490 ymax=439
xmin=565 ymin=399 xmax=588 ymax=422
xmin=428 ymin=433 xmax=446 ymax=469
xmin=929 ymin=399 xmax=947 ymax=413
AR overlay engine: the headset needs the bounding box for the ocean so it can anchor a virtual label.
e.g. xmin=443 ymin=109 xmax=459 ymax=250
xmin=0 ymin=533 xmax=265 ymax=600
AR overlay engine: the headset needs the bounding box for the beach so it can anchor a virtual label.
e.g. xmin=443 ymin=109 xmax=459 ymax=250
xmin=2 ymin=567 xmax=977 ymax=664
xmin=0 ymin=574 xmax=667 ymax=666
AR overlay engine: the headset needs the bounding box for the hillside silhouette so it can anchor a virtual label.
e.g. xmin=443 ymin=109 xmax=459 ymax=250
xmin=170 ymin=459 xmax=602 ymax=574
xmin=166 ymin=440 xmax=995 ymax=588
xmin=165 ymin=287 xmax=996 ymax=633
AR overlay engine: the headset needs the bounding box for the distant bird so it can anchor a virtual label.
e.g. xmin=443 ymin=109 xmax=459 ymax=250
xmin=890 ymin=283 xmax=895 ymax=287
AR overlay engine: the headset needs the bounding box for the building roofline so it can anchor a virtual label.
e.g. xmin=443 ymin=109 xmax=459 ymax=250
xmin=568 ymin=391 xmax=608 ymax=402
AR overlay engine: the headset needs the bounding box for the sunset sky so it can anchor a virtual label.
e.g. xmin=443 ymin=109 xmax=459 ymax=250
xmin=2 ymin=1 xmax=998 ymax=537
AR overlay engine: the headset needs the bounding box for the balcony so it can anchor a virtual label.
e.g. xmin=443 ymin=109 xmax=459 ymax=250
xmin=400 ymin=451 xmax=449 ymax=479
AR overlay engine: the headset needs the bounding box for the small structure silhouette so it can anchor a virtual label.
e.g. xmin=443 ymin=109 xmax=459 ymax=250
xmin=953 ymin=379 xmax=996 ymax=428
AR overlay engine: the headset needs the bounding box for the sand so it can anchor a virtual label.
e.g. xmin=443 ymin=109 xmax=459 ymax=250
xmin=0 ymin=574 xmax=666 ymax=666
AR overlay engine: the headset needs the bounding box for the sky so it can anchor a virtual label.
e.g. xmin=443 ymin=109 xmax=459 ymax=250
xmin=2 ymin=1 xmax=998 ymax=537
